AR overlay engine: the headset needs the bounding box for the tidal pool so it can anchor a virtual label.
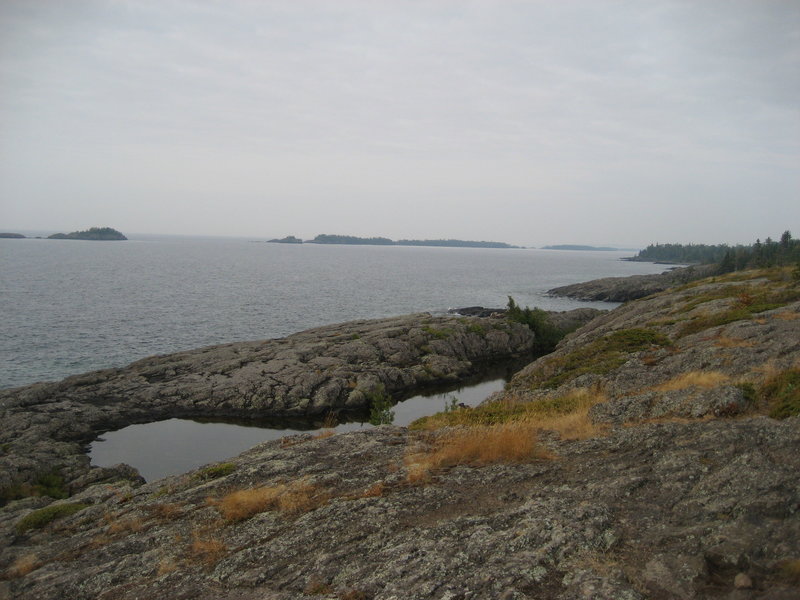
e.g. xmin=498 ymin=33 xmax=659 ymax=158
xmin=90 ymin=378 xmax=505 ymax=481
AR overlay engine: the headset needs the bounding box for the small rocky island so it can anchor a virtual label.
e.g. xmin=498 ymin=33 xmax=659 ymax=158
xmin=1 ymin=266 xmax=798 ymax=599
xmin=47 ymin=227 xmax=127 ymax=241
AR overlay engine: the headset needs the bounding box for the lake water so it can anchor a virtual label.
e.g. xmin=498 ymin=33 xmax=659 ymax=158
xmin=1 ymin=235 xmax=666 ymax=390
xmin=2 ymin=235 xmax=668 ymax=480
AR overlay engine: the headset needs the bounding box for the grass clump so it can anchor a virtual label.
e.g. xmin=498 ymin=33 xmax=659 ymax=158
xmin=5 ymin=554 xmax=40 ymax=578
xmin=16 ymin=503 xmax=88 ymax=534
xmin=188 ymin=532 xmax=227 ymax=567
xmin=653 ymin=371 xmax=730 ymax=392
xmin=519 ymin=328 xmax=671 ymax=390
xmin=405 ymin=422 xmax=553 ymax=483
xmin=213 ymin=479 xmax=328 ymax=522
xmin=367 ymin=384 xmax=395 ymax=425
xmin=193 ymin=462 xmax=236 ymax=481
xmin=1 ymin=472 xmax=69 ymax=505
xmin=411 ymin=387 xmax=605 ymax=441
xmin=761 ymin=368 xmax=800 ymax=419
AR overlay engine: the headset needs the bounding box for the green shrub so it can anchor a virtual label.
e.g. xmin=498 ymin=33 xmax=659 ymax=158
xmin=367 ymin=385 xmax=395 ymax=425
xmin=506 ymin=297 xmax=565 ymax=354
xmin=16 ymin=503 xmax=88 ymax=534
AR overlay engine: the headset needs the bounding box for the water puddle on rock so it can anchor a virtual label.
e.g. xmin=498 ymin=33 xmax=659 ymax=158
xmin=90 ymin=377 xmax=505 ymax=482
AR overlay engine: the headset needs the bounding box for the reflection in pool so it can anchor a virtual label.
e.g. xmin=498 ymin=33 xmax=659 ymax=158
xmin=90 ymin=378 xmax=505 ymax=481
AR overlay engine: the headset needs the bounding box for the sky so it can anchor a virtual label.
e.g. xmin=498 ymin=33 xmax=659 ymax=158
xmin=0 ymin=0 xmax=798 ymax=247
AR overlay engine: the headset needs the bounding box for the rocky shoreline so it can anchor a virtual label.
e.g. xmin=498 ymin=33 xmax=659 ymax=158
xmin=547 ymin=263 xmax=717 ymax=302
xmin=1 ymin=268 xmax=798 ymax=599
xmin=0 ymin=309 xmax=600 ymax=503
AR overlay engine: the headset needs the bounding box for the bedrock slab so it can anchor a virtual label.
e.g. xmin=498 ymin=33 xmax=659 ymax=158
xmin=0 ymin=312 xmax=560 ymax=496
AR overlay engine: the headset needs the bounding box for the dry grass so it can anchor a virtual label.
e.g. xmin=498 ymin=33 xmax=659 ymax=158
xmin=777 ymin=558 xmax=800 ymax=584
xmin=405 ymin=422 xmax=553 ymax=483
xmin=214 ymin=479 xmax=328 ymax=522
xmin=148 ymin=502 xmax=184 ymax=520
xmin=773 ymin=310 xmax=800 ymax=321
xmin=188 ymin=532 xmax=227 ymax=567
xmin=6 ymin=554 xmax=40 ymax=578
xmin=412 ymin=387 xmax=605 ymax=438
xmin=714 ymin=335 xmax=756 ymax=348
xmin=313 ymin=429 xmax=335 ymax=440
xmin=107 ymin=517 xmax=144 ymax=535
xmin=304 ymin=578 xmax=334 ymax=594
xmin=156 ymin=556 xmax=179 ymax=576
xmin=653 ymin=370 xmax=730 ymax=392
xmin=361 ymin=482 xmax=385 ymax=498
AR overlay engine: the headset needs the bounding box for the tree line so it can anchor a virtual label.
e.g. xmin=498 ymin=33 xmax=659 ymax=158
xmin=633 ymin=231 xmax=799 ymax=273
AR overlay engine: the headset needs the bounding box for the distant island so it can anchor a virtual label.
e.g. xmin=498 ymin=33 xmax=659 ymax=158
xmin=0 ymin=232 xmax=26 ymax=239
xmin=267 ymin=236 xmax=303 ymax=244
xmin=271 ymin=234 xmax=519 ymax=248
xmin=47 ymin=227 xmax=127 ymax=241
xmin=541 ymin=244 xmax=620 ymax=251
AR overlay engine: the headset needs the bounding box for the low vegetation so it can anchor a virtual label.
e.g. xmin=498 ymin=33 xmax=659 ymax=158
xmin=16 ymin=503 xmax=88 ymax=534
xmin=405 ymin=422 xmax=552 ymax=483
xmin=515 ymin=328 xmax=671 ymax=390
xmin=193 ymin=462 xmax=236 ymax=481
xmin=1 ymin=472 xmax=69 ymax=505
xmin=761 ymin=368 xmax=800 ymax=419
xmin=506 ymin=297 xmax=567 ymax=353
xmin=213 ymin=479 xmax=328 ymax=522
xmin=653 ymin=371 xmax=730 ymax=392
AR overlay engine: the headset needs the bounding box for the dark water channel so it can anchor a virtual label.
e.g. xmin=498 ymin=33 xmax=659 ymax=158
xmin=89 ymin=377 xmax=506 ymax=482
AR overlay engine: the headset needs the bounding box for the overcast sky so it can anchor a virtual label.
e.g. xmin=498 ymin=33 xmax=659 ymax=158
xmin=1 ymin=1 xmax=797 ymax=247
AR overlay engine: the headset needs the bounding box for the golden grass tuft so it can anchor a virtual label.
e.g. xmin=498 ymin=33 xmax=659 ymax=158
xmin=405 ymin=422 xmax=553 ymax=483
xmin=653 ymin=370 xmax=730 ymax=392
xmin=6 ymin=554 xmax=40 ymax=578
xmin=313 ymin=429 xmax=335 ymax=440
xmin=214 ymin=479 xmax=328 ymax=522
xmin=773 ymin=310 xmax=800 ymax=321
xmin=107 ymin=517 xmax=144 ymax=535
xmin=156 ymin=556 xmax=179 ymax=576
xmin=188 ymin=533 xmax=227 ymax=567
xmin=714 ymin=335 xmax=756 ymax=348
xmin=361 ymin=482 xmax=385 ymax=497
xmin=149 ymin=502 xmax=184 ymax=520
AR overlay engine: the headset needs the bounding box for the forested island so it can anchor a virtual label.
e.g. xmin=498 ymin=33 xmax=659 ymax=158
xmin=268 ymin=233 xmax=519 ymax=248
xmin=47 ymin=227 xmax=127 ymax=241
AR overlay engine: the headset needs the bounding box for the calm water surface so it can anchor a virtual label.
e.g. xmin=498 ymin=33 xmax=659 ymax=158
xmin=2 ymin=235 xmax=666 ymax=389
xmin=90 ymin=378 xmax=504 ymax=481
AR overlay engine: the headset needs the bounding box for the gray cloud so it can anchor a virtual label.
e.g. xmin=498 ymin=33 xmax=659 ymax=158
xmin=1 ymin=0 xmax=797 ymax=246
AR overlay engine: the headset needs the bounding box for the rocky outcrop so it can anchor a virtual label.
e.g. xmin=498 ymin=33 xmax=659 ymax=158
xmin=1 ymin=415 xmax=797 ymax=599
xmin=0 ymin=313 xmax=537 ymax=499
xmin=2 ymin=270 xmax=799 ymax=599
xmin=548 ymin=264 xmax=716 ymax=302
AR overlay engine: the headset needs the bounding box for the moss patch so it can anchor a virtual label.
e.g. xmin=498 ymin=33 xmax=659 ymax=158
xmin=193 ymin=462 xmax=236 ymax=481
